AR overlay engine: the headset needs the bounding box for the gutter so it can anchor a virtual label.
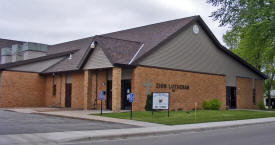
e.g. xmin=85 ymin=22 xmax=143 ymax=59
xmin=128 ymin=43 xmax=144 ymax=65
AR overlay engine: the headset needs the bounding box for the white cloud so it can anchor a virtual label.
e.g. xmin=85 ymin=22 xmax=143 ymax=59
xmin=0 ymin=0 xmax=228 ymax=45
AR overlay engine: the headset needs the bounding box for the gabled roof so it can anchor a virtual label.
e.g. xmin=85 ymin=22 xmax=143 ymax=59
xmin=43 ymin=35 xmax=142 ymax=73
xmin=42 ymin=37 xmax=94 ymax=73
xmin=1 ymin=15 xmax=266 ymax=79
xmin=90 ymin=36 xmax=142 ymax=65
xmin=103 ymin=16 xmax=196 ymax=62
xmin=47 ymin=37 xmax=94 ymax=55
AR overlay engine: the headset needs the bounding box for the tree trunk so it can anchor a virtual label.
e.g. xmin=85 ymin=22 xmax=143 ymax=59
xmin=267 ymin=73 xmax=274 ymax=110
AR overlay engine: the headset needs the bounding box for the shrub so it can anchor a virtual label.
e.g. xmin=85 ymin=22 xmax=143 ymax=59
xmin=177 ymin=108 xmax=183 ymax=112
xmin=258 ymin=100 xmax=266 ymax=110
xmin=144 ymin=93 xmax=152 ymax=111
xmin=203 ymin=99 xmax=222 ymax=110
xmin=202 ymin=101 xmax=210 ymax=110
xmin=209 ymin=99 xmax=222 ymax=110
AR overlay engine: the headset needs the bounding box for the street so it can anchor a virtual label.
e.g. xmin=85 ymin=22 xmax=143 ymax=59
xmin=0 ymin=110 xmax=137 ymax=135
xmin=66 ymin=122 xmax=275 ymax=145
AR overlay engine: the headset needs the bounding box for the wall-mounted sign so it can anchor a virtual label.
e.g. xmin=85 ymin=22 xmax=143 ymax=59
xmin=156 ymin=83 xmax=189 ymax=92
xmin=152 ymin=92 xmax=169 ymax=110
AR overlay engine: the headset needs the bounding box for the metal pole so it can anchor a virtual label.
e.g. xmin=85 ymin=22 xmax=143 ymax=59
xmin=101 ymin=100 xmax=102 ymax=115
xmin=130 ymin=102 xmax=133 ymax=120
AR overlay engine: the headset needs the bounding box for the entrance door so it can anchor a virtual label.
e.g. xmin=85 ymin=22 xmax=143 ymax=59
xmin=65 ymin=84 xmax=72 ymax=107
xmin=226 ymin=86 xmax=236 ymax=109
xmin=121 ymin=80 xmax=131 ymax=110
xmin=106 ymin=80 xmax=112 ymax=110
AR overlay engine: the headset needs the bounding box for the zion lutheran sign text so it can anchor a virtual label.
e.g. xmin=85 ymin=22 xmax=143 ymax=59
xmin=156 ymin=83 xmax=189 ymax=92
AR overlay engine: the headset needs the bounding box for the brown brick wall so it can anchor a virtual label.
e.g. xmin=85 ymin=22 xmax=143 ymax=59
xmin=71 ymin=72 xmax=84 ymax=109
xmin=131 ymin=66 xmax=226 ymax=111
xmin=44 ymin=74 xmax=65 ymax=107
xmin=0 ymin=71 xmax=46 ymax=107
xmin=236 ymin=77 xmax=264 ymax=109
xmin=44 ymin=72 xmax=85 ymax=109
xmin=90 ymin=70 xmax=107 ymax=110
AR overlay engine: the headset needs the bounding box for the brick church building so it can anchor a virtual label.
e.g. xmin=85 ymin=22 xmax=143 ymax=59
xmin=0 ymin=16 xmax=267 ymax=112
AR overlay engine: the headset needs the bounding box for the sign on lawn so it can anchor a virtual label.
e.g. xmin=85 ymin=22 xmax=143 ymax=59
xmin=152 ymin=92 xmax=169 ymax=110
xmin=129 ymin=93 xmax=134 ymax=103
xmin=100 ymin=91 xmax=104 ymax=101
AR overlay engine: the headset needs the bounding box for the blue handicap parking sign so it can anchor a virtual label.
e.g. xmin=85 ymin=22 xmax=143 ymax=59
xmin=100 ymin=91 xmax=104 ymax=101
xmin=129 ymin=93 xmax=134 ymax=103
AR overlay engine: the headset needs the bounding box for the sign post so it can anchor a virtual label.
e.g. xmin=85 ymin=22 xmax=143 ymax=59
xmin=100 ymin=91 xmax=104 ymax=115
xmin=152 ymin=92 xmax=170 ymax=118
xmin=195 ymin=102 xmax=197 ymax=122
xmin=129 ymin=93 xmax=134 ymax=120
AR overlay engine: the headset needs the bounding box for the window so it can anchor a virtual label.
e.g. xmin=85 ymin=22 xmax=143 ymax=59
xmin=253 ymin=88 xmax=256 ymax=105
xmin=53 ymin=75 xmax=56 ymax=96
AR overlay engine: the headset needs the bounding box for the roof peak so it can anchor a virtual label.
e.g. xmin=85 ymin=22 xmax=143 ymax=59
xmin=103 ymin=15 xmax=199 ymax=36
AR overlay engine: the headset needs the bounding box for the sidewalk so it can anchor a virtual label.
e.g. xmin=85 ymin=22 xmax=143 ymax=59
xmin=1 ymin=117 xmax=275 ymax=145
xmin=2 ymin=108 xmax=165 ymax=127
xmin=36 ymin=110 xmax=166 ymax=127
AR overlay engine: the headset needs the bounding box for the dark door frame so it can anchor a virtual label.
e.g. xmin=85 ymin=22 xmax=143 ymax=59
xmin=226 ymin=86 xmax=236 ymax=109
xmin=121 ymin=79 xmax=131 ymax=110
xmin=106 ymin=80 xmax=112 ymax=110
xmin=65 ymin=83 xmax=72 ymax=108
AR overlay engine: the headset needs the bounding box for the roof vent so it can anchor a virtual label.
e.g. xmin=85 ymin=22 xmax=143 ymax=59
xmin=68 ymin=53 xmax=72 ymax=60
xmin=90 ymin=41 xmax=97 ymax=48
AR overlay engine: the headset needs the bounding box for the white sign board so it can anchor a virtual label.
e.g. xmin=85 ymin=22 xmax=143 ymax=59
xmin=152 ymin=93 xmax=169 ymax=110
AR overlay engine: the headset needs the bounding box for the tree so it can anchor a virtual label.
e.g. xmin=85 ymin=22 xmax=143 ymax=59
xmin=207 ymin=0 xmax=275 ymax=109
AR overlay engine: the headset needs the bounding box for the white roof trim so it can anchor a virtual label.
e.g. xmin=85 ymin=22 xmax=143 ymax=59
xmin=128 ymin=43 xmax=144 ymax=65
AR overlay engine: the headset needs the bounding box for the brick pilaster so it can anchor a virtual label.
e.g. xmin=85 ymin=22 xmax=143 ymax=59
xmin=83 ymin=70 xmax=92 ymax=110
xmin=112 ymin=67 xmax=121 ymax=112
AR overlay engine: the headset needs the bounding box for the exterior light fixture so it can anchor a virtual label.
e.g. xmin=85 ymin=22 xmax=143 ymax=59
xmin=68 ymin=53 xmax=72 ymax=60
xmin=90 ymin=41 xmax=97 ymax=48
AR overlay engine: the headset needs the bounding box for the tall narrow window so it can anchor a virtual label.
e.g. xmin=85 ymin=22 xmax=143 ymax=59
xmin=53 ymin=75 xmax=56 ymax=96
xmin=253 ymin=88 xmax=256 ymax=105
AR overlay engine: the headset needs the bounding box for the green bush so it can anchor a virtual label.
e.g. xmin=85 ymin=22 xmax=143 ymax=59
xmin=202 ymin=101 xmax=210 ymax=110
xmin=177 ymin=108 xmax=184 ymax=112
xmin=144 ymin=93 xmax=152 ymax=111
xmin=203 ymin=99 xmax=221 ymax=110
xmin=209 ymin=99 xmax=222 ymax=110
xmin=258 ymin=100 xmax=266 ymax=110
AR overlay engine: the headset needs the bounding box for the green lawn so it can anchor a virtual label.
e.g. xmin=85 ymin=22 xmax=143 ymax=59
xmin=98 ymin=110 xmax=275 ymax=125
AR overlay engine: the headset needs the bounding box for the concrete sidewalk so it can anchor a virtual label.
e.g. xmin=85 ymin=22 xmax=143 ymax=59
xmin=1 ymin=117 xmax=275 ymax=145
xmin=2 ymin=108 xmax=165 ymax=127
xmin=36 ymin=110 xmax=165 ymax=127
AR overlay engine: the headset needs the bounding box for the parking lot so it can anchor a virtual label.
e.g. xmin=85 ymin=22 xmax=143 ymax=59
xmin=0 ymin=110 xmax=137 ymax=135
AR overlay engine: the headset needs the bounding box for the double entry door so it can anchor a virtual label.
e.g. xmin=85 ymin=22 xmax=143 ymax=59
xmin=226 ymin=86 xmax=236 ymax=109
xmin=106 ymin=80 xmax=131 ymax=110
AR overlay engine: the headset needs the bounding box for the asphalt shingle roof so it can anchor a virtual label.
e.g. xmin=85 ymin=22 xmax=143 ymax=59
xmin=0 ymin=15 xmax=267 ymax=79
xmin=103 ymin=16 xmax=196 ymax=62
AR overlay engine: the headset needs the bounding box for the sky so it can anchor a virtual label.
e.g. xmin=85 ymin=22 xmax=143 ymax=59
xmin=0 ymin=0 xmax=229 ymax=45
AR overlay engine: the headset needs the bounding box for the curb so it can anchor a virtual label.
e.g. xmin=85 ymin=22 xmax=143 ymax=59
xmin=64 ymin=119 xmax=275 ymax=143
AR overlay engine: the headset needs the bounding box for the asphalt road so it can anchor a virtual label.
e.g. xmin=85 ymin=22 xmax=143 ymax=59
xmin=67 ymin=122 xmax=275 ymax=145
xmin=0 ymin=110 xmax=137 ymax=135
